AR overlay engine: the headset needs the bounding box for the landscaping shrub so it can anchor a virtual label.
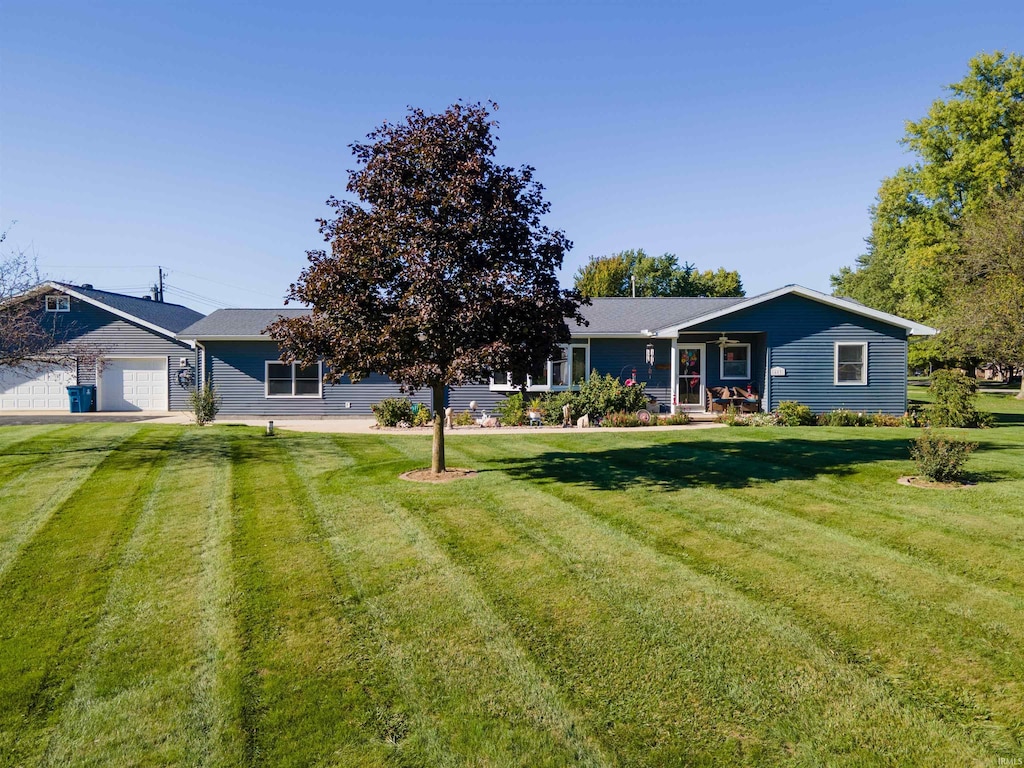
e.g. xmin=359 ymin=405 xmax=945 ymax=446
xmin=411 ymin=403 xmax=432 ymax=427
xmin=928 ymin=369 xmax=991 ymax=428
xmin=776 ymin=401 xmax=815 ymax=426
xmin=817 ymin=409 xmax=871 ymax=427
xmin=871 ymin=412 xmax=904 ymax=427
xmin=189 ymin=383 xmax=220 ymax=426
xmin=716 ymin=405 xmax=747 ymax=426
xmin=494 ymin=392 xmax=526 ymax=426
xmin=453 ymin=410 xmax=476 ymax=427
xmin=658 ymin=412 xmax=691 ymax=426
xmin=741 ymin=411 xmax=779 ymax=427
xmin=601 ymin=411 xmax=643 ymax=428
xmin=910 ymin=430 xmax=978 ymax=483
xmin=540 ymin=390 xmax=576 ymax=426
xmin=372 ymin=398 xmax=414 ymax=427
xmin=574 ymin=371 xmax=649 ymax=419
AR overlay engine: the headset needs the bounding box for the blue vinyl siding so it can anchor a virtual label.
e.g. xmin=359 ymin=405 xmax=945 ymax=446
xmin=43 ymin=293 xmax=196 ymax=411
xmin=203 ymin=341 xmax=417 ymax=416
xmin=687 ymin=294 xmax=907 ymax=414
xmin=446 ymin=383 xmax=508 ymax=414
xmin=589 ymin=338 xmax=673 ymax=411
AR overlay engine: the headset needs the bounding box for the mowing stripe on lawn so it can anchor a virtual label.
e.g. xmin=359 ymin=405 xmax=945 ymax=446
xmin=40 ymin=428 xmax=246 ymax=767
xmin=0 ymin=426 xmax=181 ymax=765
xmin=453 ymin=436 xmax=1024 ymax=752
xmin=229 ymin=433 xmax=401 ymax=767
xmin=290 ymin=434 xmax=611 ymax=768
xmin=0 ymin=424 xmax=66 ymax=456
xmin=0 ymin=424 xmax=138 ymax=583
xmin=0 ymin=423 xmax=116 ymax=491
xmin=417 ymin=438 xmax=990 ymax=765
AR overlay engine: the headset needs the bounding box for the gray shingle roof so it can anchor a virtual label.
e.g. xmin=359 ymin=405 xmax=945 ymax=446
xmin=54 ymin=282 xmax=206 ymax=333
xmin=577 ymin=296 xmax=748 ymax=334
xmin=177 ymin=308 xmax=310 ymax=338
xmin=178 ymin=299 xmax=751 ymax=339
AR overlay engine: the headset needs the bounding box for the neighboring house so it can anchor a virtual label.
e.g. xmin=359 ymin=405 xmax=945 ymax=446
xmin=0 ymin=282 xmax=205 ymax=412
xmin=177 ymin=285 xmax=936 ymax=417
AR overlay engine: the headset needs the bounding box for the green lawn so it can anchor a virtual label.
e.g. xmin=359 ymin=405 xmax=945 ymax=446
xmin=1 ymin=396 xmax=1023 ymax=766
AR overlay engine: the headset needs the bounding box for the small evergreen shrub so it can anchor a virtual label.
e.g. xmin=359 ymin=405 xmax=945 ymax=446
xmin=601 ymin=411 xmax=643 ymax=427
xmin=910 ymin=431 xmax=978 ymax=483
xmin=494 ymin=393 xmax=526 ymax=426
xmin=189 ymin=383 xmax=220 ymax=426
xmin=776 ymin=401 xmax=815 ymax=426
xmin=372 ymin=398 xmax=414 ymax=427
xmin=817 ymin=409 xmax=870 ymax=427
xmin=928 ymin=369 xmax=990 ymax=428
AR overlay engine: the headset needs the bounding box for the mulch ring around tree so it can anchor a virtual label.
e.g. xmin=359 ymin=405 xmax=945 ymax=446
xmin=400 ymin=468 xmax=478 ymax=483
xmin=898 ymin=476 xmax=976 ymax=490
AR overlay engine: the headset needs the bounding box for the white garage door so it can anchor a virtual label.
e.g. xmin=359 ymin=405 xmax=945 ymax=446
xmin=99 ymin=357 xmax=168 ymax=411
xmin=0 ymin=364 xmax=75 ymax=410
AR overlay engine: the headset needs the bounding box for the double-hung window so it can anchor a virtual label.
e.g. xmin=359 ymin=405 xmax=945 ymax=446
xmin=266 ymin=361 xmax=322 ymax=397
xmin=720 ymin=343 xmax=750 ymax=380
xmin=45 ymin=295 xmax=70 ymax=312
xmin=834 ymin=342 xmax=867 ymax=385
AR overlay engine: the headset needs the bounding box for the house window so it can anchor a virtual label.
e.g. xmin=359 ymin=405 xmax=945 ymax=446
xmin=45 ymin=295 xmax=70 ymax=312
xmin=720 ymin=343 xmax=750 ymax=379
xmin=835 ymin=342 xmax=867 ymax=385
xmin=489 ymin=344 xmax=589 ymax=391
xmin=266 ymin=361 xmax=322 ymax=397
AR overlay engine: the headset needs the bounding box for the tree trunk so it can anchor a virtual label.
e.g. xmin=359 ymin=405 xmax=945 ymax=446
xmin=1017 ymin=370 xmax=1024 ymax=400
xmin=431 ymin=381 xmax=446 ymax=473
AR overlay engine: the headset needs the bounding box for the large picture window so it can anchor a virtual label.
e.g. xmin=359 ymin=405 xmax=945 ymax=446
xmin=835 ymin=342 xmax=867 ymax=385
xmin=720 ymin=343 xmax=750 ymax=380
xmin=266 ymin=361 xmax=322 ymax=397
xmin=490 ymin=344 xmax=589 ymax=391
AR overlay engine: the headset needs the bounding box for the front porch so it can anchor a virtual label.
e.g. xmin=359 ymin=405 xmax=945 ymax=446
xmin=669 ymin=331 xmax=767 ymax=415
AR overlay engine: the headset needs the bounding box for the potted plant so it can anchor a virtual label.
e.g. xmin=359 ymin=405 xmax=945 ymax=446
xmin=527 ymin=396 xmax=546 ymax=423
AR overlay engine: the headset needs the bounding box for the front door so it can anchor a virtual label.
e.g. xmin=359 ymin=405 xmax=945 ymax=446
xmin=677 ymin=344 xmax=705 ymax=412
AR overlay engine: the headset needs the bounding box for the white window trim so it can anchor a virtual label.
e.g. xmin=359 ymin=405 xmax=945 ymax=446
xmin=265 ymin=361 xmax=323 ymax=398
xmin=720 ymin=342 xmax=751 ymax=380
xmin=45 ymin=295 xmax=70 ymax=312
xmin=489 ymin=344 xmax=590 ymax=392
xmin=834 ymin=341 xmax=868 ymax=386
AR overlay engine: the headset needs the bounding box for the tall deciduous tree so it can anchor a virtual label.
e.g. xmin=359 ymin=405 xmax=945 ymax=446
xmin=268 ymin=103 xmax=585 ymax=473
xmin=941 ymin=190 xmax=1024 ymax=398
xmin=832 ymin=52 xmax=1024 ymax=322
xmin=573 ymin=249 xmax=744 ymax=297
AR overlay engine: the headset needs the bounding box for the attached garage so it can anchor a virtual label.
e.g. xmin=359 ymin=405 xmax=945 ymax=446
xmin=98 ymin=357 xmax=169 ymax=412
xmin=0 ymin=364 xmax=76 ymax=410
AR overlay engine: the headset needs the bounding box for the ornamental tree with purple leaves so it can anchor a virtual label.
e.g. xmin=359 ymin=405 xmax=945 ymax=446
xmin=268 ymin=102 xmax=586 ymax=473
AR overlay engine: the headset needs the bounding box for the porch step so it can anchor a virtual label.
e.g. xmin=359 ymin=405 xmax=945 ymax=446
xmin=683 ymin=412 xmax=718 ymax=423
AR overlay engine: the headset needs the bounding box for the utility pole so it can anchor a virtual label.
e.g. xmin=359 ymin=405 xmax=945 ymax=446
xmin=158 ymin=266 xmax=164 ymax=303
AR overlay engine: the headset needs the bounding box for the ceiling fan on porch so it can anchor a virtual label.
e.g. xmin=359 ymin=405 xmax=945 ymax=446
xmin=714 ymin=333 xmax=741 ymax=348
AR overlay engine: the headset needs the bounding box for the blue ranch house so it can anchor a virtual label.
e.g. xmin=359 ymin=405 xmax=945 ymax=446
xmin=171 ymin=285 xmax=935 ymax=418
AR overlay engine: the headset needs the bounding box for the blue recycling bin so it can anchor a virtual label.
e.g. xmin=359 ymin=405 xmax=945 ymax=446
xmin=67 ymin=386 xmax=96 ymax=413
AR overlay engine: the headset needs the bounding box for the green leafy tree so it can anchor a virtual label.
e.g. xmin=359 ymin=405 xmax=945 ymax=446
xmin=941 ymin=190 xmax=1024 ymax=398
xmin=268 ymin=102 xmax=586 ymax=473
xmin=833 ymin=51 xmax=1024 ymax=322
xmin=574 ymin=249 xmax=743 ymax=297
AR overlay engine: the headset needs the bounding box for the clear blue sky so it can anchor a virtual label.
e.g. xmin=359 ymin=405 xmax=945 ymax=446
xmin=3 ymin=1 xmax=1022 ymax=313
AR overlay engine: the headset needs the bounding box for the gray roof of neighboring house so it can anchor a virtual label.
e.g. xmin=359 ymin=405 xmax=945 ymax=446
xmin=177 ymin=308 xmax=310 ymax=338
xmin=52 ymin=282 xmax=206 ymax=333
